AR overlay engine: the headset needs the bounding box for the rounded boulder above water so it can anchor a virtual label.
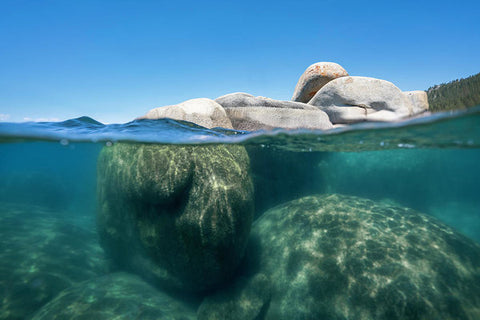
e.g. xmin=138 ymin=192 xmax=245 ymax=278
xmin=138 ymin=98 xmax=234 ymax=129
xmin=308 ymin=76 xmax=414 ymax=123
xmin=291 ymin=62 xmax=349 ymax=103
xmin=404 ymin=90 xmax=430 ymax=115
xmin=214 ymin=92 xmax=332 ymax=131
xmin=97 ymin=144 xmax=254 ymax=294
xmin=199 ymin=194 xmax=480 ymax=319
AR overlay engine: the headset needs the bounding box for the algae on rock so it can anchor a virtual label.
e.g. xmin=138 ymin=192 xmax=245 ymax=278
xmin=0 ymin=203 xmax=108 ymax=320
xmin=199 ymin=194 xmax=480 ymax=320
xmin=97 ymin=143 xmax=254 ymax=294
xmin=32 ymin=272 xmax=196 ymax=320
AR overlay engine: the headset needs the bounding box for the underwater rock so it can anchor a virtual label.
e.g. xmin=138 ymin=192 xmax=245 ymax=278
xmin=201 ymin=194 xmax=480 ymax=320
xmin=97 ymin=144 xmax=254 ymax=294
xmin=215 ymin=92 xmax=332 ymax=130
xmin=138 ymin=98 xmax=233 ymax=129
xmin=31 ymin=272 xmax=196 ymax=320
xmin=309 ymin=76 xmax=417 ymax=123
xmin=291 ymin=62 xmax=349 ymax=103
xmin=197 ymin=273 xmax=271 ymax=320
xmin=0 ymin=203 xmax=108 ymax=320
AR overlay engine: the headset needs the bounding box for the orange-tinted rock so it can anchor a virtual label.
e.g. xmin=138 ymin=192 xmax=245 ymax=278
xmin=292 ymin=62 xmax=349 ymax=103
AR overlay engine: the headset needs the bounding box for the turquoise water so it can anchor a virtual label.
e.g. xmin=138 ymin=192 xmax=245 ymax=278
xmin=1 ymin=108 xmax=479 ymax=319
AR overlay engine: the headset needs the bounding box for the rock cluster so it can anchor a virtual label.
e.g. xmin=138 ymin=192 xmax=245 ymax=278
xmin=89 ymin=62 xmax=474 ymax=320
xmin=139 ymin=62 xmax=429 ymax=130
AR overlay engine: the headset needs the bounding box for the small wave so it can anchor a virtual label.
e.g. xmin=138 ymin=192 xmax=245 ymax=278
xmin=0 ymin=107 xmax=479 ymax=152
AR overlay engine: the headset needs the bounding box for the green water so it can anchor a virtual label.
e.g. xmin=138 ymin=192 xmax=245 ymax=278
xmin=0 ymin=111 xmax=479 ymax=319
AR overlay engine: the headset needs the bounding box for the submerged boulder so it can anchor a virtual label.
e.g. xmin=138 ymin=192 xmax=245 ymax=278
xmin=309 ymin=76 xmax=416 ymax=123
xmin=197 ymin=273 xmax=271 ymax=320
xmin=97 ymin=144 xmax=254 ymax=293
xmin=138 ymin=98 xmax=233 ymax=129
xmin=32 ymin=272 xmax=196 ymax=320
xmin=0 ymin=203 xmax=108 ymax=320
xmin=215 ymin=92 xmax=332 ymax=130
xmin=292 ymin=62 xmax=349 ymax=103
xmin=199 ymin=194 xmax=480 ymax=320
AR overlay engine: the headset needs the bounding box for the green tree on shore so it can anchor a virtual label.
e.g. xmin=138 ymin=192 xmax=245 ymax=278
xmin=427 ymin=73 xmax=480 ymax=112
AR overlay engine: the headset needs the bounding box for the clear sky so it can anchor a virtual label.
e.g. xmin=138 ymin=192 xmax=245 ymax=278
xmin=1 ymin=0 xmax=479 ymax=123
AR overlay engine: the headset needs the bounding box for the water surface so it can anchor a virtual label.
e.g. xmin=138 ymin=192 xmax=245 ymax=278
xmin=1 ymin=107 xmax=479 ymax=319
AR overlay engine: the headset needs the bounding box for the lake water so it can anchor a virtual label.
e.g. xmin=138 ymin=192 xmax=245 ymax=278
xmin=1 ymin=107 xmax=479 ymax=319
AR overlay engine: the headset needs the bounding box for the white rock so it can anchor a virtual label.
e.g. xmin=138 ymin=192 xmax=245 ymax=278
xmin=138 ymin=98 xmax=233 ymax=129
xmin=404 ymin=90 xmax=429 ymax=115
xmin=309 ymin=76 xmax=415 ymax=124
xmin=215 ymin=92 xmax=332 ymax=131
xmin=225 ymin=107 xmax=333 ymax=131
xmin=291 ymin=62 xmax=349 ymax=103
xmin=215 ymin=92 xmax=318 ymax=110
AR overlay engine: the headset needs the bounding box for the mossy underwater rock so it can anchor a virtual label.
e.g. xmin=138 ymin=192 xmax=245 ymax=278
xmin=31 ymin=272 xmax=196 ymax=320
xmin=199 ymin=194 xmax=480 ymax=320
xmin=0 ymin=203 xmax=108 ymax=320
xmin=197 ymin=273 xmax=272 ymax=320
xmin=97 ymin=143 xmax=254 ymax=294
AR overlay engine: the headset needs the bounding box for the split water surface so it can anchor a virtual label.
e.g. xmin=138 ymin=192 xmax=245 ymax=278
xmin=1 ymin=107 xmax=479 ymax=319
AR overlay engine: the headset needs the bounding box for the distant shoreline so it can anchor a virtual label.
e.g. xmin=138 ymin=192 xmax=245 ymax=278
xmin=427 ymin=72 xmax=480 ymax=111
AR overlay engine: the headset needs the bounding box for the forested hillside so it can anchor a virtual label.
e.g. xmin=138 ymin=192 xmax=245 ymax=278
xmin=426 ymin=73 xmax=480 ymax=112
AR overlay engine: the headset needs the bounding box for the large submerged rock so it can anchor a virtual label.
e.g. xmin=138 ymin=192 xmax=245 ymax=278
xmin=97 ymin=144 xmax=254 ymax=293
xmin=197 ymin=273 xmax=272 ymax=320
xmin=32 ymin=273 xmax=196 ymax=320
xmin=291 ymin=62 xmax=349 ymax=103
xmin=138 ymin=98 xmax=233 ymax=129
xmin=215 ymin=92 xmax=332 ymax=130
xmin=309 ymin=76 xmax=417 ymax=123
xmin=199 ymin=194 xmax=480 ymax=320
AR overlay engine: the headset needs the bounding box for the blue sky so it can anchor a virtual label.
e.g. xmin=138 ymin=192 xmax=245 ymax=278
xmin=1 ymin=0 xmax=479 ymax=123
